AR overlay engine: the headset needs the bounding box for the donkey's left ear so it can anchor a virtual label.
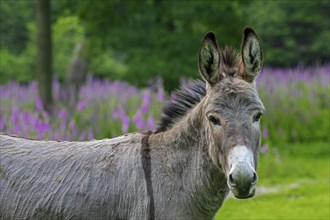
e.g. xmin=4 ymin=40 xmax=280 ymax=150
xmin=199 ymin=32 xmax=221 ymax=86
xmin=240 ymin=27 xmax=263 ymax=83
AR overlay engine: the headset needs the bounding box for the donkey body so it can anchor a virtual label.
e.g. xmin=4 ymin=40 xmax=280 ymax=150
xmin=0 ymin=28 xmax=264 ymax=220
xmin=0 ymin=133 xmax=148 ymax=219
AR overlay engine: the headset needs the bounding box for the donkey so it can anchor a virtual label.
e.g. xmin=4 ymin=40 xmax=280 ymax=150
xmin=0 ymin=27 xmax=264 ymax=220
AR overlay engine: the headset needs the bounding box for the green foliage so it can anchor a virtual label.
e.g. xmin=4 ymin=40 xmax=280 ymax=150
xmin=1 ymin=15 xmax=87 ymax=83
xmin=249 ymin=0 xmax=330 ymax=67
xmin=0 ymin=49 xmax=34 ymax=84
xmin=0 ymin=0 xmax=34 ymax=54
xmin=0 ymin=10 xmax=128 ymax=84
xmin=72 ymin=0 xmax=249 ymax=89
xmin=88 ymin=46 xmax=128 ymax=79
xmin=24 ymin=15 xmax=86 ymax=81
xmin=52 ymin=16 xmax=85 ymax=79
xmin=1 ymin=0 xmax=329 ymax=88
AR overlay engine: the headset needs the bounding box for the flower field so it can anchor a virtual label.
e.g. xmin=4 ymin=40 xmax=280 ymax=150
xmin=0 ymin=66 xmax=329 ymax=148
xmin=257 ymin=65 xmax=329 ymax=146
xmin=0 ymin=75 xmax=164 ymax=141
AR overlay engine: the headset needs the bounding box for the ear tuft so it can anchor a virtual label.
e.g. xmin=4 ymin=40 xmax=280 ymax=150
xmin=199 ymin=32 xmax=220 ymax=86
xmin=241 ymin=27 xmax=263 ymax=83
xmin=204 ymin=32 xmax=217 ymax=43
xmin=243 ymin=27 xmax=257 ymax=39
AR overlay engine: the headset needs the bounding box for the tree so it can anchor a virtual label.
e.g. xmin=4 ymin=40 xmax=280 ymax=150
xmin=248 ymin=0 xmax=330 ymax=67
xmin=36 ymin=0 xmax=52 ymax=112
xmin=69 ymin=0 xmax=249 ymax=90
xmin=0 ymin=0 xmax=33 ymax=54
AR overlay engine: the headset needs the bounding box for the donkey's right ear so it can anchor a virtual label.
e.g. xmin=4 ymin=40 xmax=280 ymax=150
xmin=240 ymin=27 xmax=263 ymax=83
xmin=199 ymin=32 xmax=220 ymax=86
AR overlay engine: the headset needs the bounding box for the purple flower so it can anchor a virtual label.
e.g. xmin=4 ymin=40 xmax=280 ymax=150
xmin=133 ymin=110 xmax=145 ymax=130
xmin=121 ymin=113 xmax=130 ymax=133
xmin=263 ymin=128 xmax=269 ymax=138
xmin=69 ymin=120 xmax=78 ymax=138
xmin=141 ymin=90 xmax=151 ymax=114
xmin=10 ymin=107 xmax=19 ymax=124
xmin=157 ymin=89 xmax=165 ymax=102
xmin=111 ymin=108 xmax=120 ymax=120
xmin=88 ymin=128 xmax=94 ymax=140
xmin=121 ymin=114 xmax=130 ymax=134
xmin=30 ymin=114 xmax=39 ymax=130
xmin=13 ymin=123 xmax=21 ymax=136
xmin=21 ymin=111 xmax=29 ymax=126
xmin=35 ymin=96 xmax=43 ymax=112
xmin=79 ymin=131 xmax=86 ymax=141
xmin=77 ymin=101 xmax=86 ymax=112
xmin=36 ymin=121 xmax=50 ymax=140
xmin=147 ymin=114 xmax=155 ymax=130
xmin=261 ymin=144 xmax=268 ymax=153
xmin=58 ymin=108 xmax=67 ymax=130
xmin=0 ymin=117 xmax=5 ymax=130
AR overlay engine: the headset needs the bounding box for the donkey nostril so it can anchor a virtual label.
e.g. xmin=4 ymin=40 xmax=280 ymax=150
xmin=228 ymin=173 xmax=236 ymax=186
xmin=252 ymin=172 xmax=258 ymax=185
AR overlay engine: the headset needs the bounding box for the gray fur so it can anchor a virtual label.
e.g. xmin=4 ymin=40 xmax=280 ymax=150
xmin=0 ymin=27 xmax=264 ymax=220
xmin=0 ymin=133 xmax=149 ymax=219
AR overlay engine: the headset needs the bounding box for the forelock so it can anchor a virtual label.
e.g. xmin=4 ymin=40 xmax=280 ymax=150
xmin=208 ymin=77 xmax=263 ymax=111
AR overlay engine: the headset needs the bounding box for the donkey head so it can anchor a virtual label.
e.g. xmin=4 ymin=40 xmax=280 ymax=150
xmin=199 ymin=28 xmax=264 ymax=199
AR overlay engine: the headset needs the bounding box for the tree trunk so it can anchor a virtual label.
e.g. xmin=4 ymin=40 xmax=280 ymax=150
xmin=36 ymin=0 xmax=52 ymax=113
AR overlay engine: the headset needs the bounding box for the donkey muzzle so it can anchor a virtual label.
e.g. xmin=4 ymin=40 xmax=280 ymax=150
xmin=227 ymin=146 xmax=257 ymax=199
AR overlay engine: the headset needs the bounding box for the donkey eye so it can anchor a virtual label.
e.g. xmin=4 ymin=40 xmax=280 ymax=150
xmin=208 ymin=115 xmax=221 ymax=126
xmin=253 ymin=112 xmax=263 ymax=122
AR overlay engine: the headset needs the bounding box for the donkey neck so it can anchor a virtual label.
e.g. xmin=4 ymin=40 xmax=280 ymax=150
xmin=149 ymin=99 xmax=229 ymax=217
xmin=152 ymin=99 xmax=204 ymax=149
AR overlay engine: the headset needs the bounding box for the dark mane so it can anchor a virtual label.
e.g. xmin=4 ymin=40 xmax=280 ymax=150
xmin=155 ymin=80 xmax=206 ymax=133
xmin=155 ymin=47 xmax=240 ymax=133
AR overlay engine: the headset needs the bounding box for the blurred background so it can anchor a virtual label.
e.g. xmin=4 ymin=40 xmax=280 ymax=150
xmin=0 ymin=0 xmax=329 ymax=219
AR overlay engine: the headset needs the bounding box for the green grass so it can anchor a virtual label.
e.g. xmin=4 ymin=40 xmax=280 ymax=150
xmin=215 ymin=142 xmax=330 ymax=219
